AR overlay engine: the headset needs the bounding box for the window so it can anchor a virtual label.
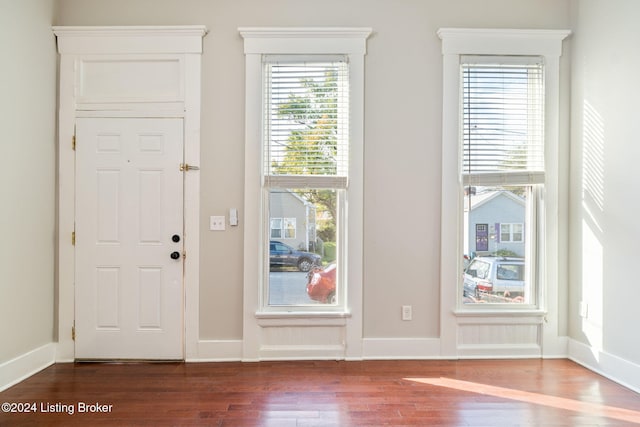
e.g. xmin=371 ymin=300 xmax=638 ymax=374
xmin=284 ymin=218 xmax=296 ymax=239
xmin=270 ymin=218 xmax=283 ymax=239
xmin=270 ymin=217 xmax=296 ymax=239
xmin=462 ymin=56 xmax=542 ymax=305
xmin=500 ymin=223 xmax=524 ymax=243
xmin=438 ymin=28 xmax=569 ymax=318
xmin=264 ymin=57 xmax=348 ymax=306
xmin=241 ymin=27 xmax=370 ymax=318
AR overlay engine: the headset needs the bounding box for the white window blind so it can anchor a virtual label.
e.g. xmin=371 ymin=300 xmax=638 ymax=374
xmin=264 ymin=56 xmax=349 ymax=188
xmin=462 ymin=56 xmax=545 ymax=186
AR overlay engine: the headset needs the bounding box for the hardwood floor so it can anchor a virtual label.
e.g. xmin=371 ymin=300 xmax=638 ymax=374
xmin=1 ymin=359 xmax=639 ymax=426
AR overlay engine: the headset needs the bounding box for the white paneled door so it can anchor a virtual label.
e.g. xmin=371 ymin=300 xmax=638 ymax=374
xmin=75 ymin=118 xmax=184 ymax=360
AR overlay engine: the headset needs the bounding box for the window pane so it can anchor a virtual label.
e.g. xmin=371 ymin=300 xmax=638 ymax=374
xmin=500 ymin=224 xmax=511 ymax=242
xmin=263 ymin=56 xmax=348 ymax=309
xmin=268 ymin=188 xmax=339 ymax=305
xmin=462 ymin=58 xmax=544 ymax=175
xmin=283 ymin=218 xmax=296 ymax=238
xmin=264 ymin=59 xmax=349 ymax=178
xmin=463 ymin=186 xmax=530 ymax=304
xmin=270 ymin=218 xmax=282 ymax=238
xmin=513 ymin=223 xmax=524 ymax=242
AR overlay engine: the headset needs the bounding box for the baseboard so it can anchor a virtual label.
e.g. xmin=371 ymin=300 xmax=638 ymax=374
xmin=568 ymin=338 xmax=640 ymax=393
xmin=362 ymin=338 xmax=443 ymax=359
xmin=542 ymin=335 xmax=569 ymax=359
xmin=193 ymin=339 xmax=445 ymax=361
xmin=457 ymin=343 xmax=541 ymax=359
xmin=0 ymin=343 xmax=56 ymax=392
xmin=258 ymin=344 xmax=345 ymax=360
xmin=187 ymin=340 xmax=243 ymax=362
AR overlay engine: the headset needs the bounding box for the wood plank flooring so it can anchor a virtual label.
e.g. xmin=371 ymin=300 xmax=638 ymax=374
xmin=1 ymin=359 xmax=639 ymax=426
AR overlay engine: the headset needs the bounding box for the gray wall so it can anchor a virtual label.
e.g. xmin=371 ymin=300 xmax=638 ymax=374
xmin=569 ymin=0 xmax=640 ymax=365
xmin=0 ymin=0 xmax=58 ymax=364
xmin=55 ymin=0 xmax=571 ymax=342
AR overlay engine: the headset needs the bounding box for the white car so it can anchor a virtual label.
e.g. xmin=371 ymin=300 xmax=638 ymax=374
xmin=463 ymin=256 xmax=525 ymax=298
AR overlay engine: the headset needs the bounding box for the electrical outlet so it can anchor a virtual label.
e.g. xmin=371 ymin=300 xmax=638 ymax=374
xmin=210 ymin=215 xmax=225 ymax=231
xmin=402 ymin=305 xmax=412 ymax=321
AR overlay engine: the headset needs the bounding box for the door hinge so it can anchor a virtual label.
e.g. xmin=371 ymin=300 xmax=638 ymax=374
xmin=71 ymin=231 xmax=76 ymax=246
xmin=72 ymin=134 xmax=76 ymax=151
xmin=72 ymin=326 xmax=76 ymax=341
xmin=180 ymin=163 xmax=200 ymax=172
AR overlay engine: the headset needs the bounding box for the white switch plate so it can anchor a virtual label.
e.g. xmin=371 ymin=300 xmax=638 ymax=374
xmin=402 ymin=305 xmax=412 ymax=321
xmin=210 ymin=215 xmax=225 ymax=231
xmin=229 ymin=208 xmax=238 ymax=226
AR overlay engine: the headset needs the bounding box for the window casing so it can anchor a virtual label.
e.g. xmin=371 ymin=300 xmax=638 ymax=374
xmin=241 ymin=27 xmax=370 ymax=321
xmin=438 ymin=28 xmax=569 ymax=325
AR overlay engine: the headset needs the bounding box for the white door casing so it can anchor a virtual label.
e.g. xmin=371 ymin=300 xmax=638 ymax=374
xmin=75 ymin=117 xmax=184 ymax=360
xmin=54 ymin=26 xmax=206 ymax=362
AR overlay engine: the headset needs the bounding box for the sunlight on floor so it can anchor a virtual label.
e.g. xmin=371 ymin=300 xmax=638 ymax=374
xmin=405 ymin=377 xmax=640 ymax=424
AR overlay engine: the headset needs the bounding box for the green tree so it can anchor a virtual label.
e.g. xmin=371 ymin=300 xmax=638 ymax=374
xmin=272 ymin=68 xmax=342 ymax=240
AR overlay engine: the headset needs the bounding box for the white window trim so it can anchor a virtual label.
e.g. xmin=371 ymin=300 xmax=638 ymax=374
xmin=240 ymin=28 xmax=370 ymax=359
xmin=438 ymin=28 xmax=570 ymax=357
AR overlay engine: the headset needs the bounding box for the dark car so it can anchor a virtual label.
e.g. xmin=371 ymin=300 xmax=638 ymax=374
xmin=306 ymin=263 xmax=336 ymax=304
xmin=269 ymin=241 xmax=321 ymax=272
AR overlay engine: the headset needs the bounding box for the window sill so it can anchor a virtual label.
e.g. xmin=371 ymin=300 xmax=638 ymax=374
xmin=255 ymin=310 xmax=351 ymax=327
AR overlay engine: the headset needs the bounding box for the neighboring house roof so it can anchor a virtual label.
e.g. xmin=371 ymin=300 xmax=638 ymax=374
xmin=271 ymin=189 xmax=314 ymax=208
xmin=464 ymin=190 xmax=525 ymax=212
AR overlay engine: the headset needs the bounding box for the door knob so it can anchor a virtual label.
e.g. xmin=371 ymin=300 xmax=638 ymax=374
xmin=172 ymin=234 xmax=181 ymax=243
xmin=170 ymin=251 xmax=181 ymax=260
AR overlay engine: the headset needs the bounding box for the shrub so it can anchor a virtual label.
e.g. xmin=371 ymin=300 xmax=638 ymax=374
xmin=323 ymin=242 xmax=336 ymax=262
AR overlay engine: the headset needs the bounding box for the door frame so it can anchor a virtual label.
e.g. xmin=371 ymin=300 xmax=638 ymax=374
xmin=54 ymin=26 xmax=207 ymax=361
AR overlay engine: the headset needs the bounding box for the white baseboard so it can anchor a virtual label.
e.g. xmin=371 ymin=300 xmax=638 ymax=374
xmin=457 ymin=343 xmax=541 ymax=359
xmin=542 ymin=335 xmax=569 ymax=359
xmin=193 ymin=339 xmax=445 ymax=361
xmin=258 ymin=344 xmax=345 ymax=360
xmin=0 ymin=343 xmax=56 ymax=392
xmin=568 ymin=338 xmax=640 ymax=393
xmin=362 ymin=338 xmax=443 ymax=359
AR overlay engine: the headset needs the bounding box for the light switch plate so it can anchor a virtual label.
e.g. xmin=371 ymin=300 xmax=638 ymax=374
xmin=210 ymin=215 xmax=225 ymax=231
xmin=402 ymin=305 xmax=412 ymax=321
